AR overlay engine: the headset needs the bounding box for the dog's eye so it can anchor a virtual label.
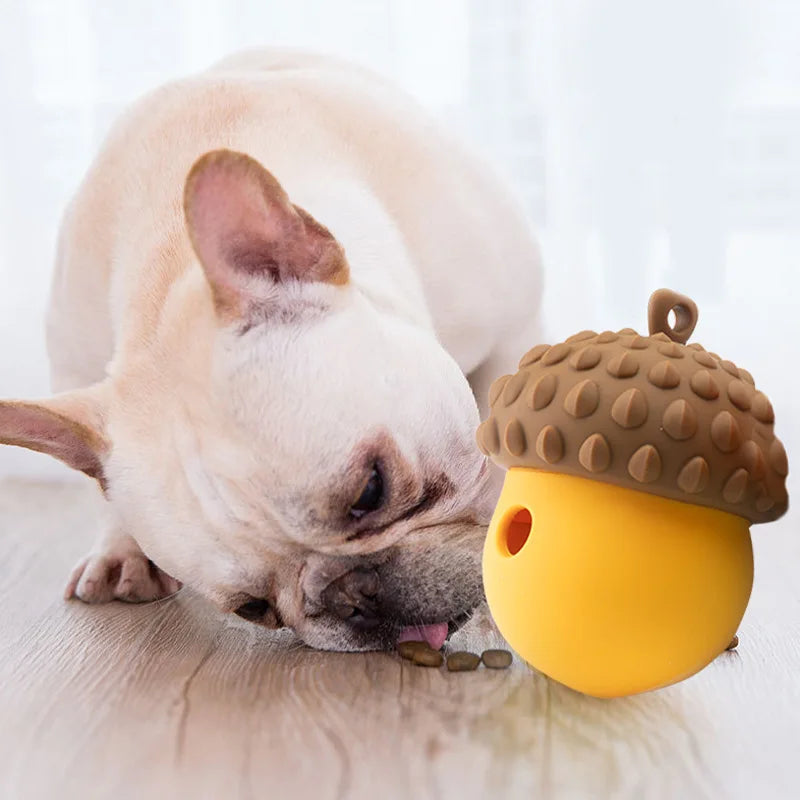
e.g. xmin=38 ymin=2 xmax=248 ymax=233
xmin=234 ymin=598 xmax=272 ymax=622
xmin=350 ymin=465 xmax=384 ymax=519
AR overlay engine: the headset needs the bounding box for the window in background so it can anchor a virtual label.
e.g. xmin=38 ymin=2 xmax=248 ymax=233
xmin=0 ymin=0 xmax=797 ymax=481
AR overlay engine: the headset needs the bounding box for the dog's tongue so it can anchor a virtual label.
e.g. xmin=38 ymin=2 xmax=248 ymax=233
xmin=397 ymin=623 xmax=449 ymax=651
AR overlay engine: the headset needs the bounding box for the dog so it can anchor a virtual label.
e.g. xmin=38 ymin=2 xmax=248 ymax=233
xmin=0 ymin=49 xmax=542 ymax=651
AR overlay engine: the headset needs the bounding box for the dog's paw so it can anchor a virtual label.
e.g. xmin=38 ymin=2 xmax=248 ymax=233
xmin=65 ymin=548 xmax=182 ymax=604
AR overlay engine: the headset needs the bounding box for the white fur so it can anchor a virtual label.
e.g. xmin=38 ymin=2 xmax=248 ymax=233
xmin=16 ymin=49 xmax=543 ymax=650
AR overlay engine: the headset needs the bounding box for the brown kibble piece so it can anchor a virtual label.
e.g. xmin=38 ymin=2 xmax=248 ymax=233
xmin=611 ymin=387 xmax=649 ymax=429
xmin=579 ymin=433 xmax=611 ymax=473
xmin=446 ymin=652 xmax=481 ymax=672
xmin=711 ymin=411 xmax=743 ymax=453
xmin=563 ymin=379 xmax=600 ymax=418
xmin=480 ymin=290 xmax=788 ymax=524
xmin=502 ymin=372 xmax=529 ymax=406
xmin=628 ymin=444 xmax=662 ymax=483
xmin=398 ymin=641 xmax=430 ymax=660
xmin=482 ymin=649 xmax=513 ymax=669
xmin=726 ymin=635 xmax=739 ymax=651
xmin=678 ymin=456 xmax=710 ymax=494
xmin=488 ymin=375 xmax=511 ymax=406
xmin=412 ymin=648 xmax=444 ymax=667
xmin=536 ymin=425 xmax=564 ymax=464
xmin=518 ymin=343 xmax=550 ymax=369
xmin=503 ymin=419 xmax=527 ymax=457
xmin=607 ymin=351 xmax=639 ymax=378
xmin=690 ymin=370 xmax=719 ymax=400
xmin=662 ymin=398 xmax=697 ymax=440
xmin=529 ymin=373 xmax=558 ymax=410
xmin=648 ymin=360 xmax=681 ymax=389
xmin=569 ymin=345 xmax=602 ymax=371
xmin=542 ymin=343 xmax=572 ymax=366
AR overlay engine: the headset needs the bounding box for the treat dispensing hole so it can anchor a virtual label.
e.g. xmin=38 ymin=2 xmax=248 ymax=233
xmin=499 ymin=507 xmax=533 ymax=556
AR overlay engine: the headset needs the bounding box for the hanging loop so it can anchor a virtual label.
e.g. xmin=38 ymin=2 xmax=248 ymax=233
xmin=647 ymin=289 xmax=698 ymax=344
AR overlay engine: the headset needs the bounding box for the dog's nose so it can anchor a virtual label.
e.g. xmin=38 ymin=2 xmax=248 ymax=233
xmin=320 ymin=568 xmax=381 ymax=630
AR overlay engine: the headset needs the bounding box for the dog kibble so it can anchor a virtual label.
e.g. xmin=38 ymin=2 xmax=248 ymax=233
xmin=397 ymin=641 xmax=430 ymax=660
xmin=481 ymin=649 xmax=513 ymax=669
xmin=446 ymin=651 xmax=481 ymax=672
xmin=726 ymin=635 xmax=739 ymax=651
xmin=412 ymin=648 xmax=444 ymax=667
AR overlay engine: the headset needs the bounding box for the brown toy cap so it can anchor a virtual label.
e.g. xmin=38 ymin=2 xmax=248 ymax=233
xmin=477 ymin=289 xmax=789 ymax=524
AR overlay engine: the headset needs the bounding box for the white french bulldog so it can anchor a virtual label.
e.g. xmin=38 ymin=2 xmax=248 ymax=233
xmin=0 ymin=49 xmax=542 ymax=651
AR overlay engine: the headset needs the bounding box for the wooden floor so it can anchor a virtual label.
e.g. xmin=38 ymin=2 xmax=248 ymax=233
xmin=0 ymin=479 xmax=798 ymax=800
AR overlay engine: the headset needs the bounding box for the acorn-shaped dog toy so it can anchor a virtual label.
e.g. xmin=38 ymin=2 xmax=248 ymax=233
xmin=477 ymin=289 xmax=789 ymax=698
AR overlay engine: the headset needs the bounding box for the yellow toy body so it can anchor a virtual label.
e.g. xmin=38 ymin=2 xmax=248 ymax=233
xmin=483 ymin=468 xmax=754 ymax=698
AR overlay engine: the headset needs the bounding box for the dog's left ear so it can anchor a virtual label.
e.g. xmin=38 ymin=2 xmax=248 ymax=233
xmin=0 ymin=383 xmax=111 ymax=487
xmin=183 ymin=148 xmax=349 ymax=318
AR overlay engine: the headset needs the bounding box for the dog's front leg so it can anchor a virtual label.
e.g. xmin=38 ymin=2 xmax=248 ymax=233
xmin=64 ymin=489 xmax=181 ymax=604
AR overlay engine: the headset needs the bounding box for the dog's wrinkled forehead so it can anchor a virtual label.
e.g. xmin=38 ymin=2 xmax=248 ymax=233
xmin=215 ymin=295 xmax=479 ymax=475
xmin=204 ymin=293 xmax=481 ymax=549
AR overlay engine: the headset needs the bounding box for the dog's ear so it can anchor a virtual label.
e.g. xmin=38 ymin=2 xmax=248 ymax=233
xmin=0 ymin=383 xmax=110 ymax=488
xmin=183 ymin=149 xmax=349 ymax=317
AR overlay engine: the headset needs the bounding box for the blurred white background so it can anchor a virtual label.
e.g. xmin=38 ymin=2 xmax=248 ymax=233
xmin=0 ymin=0 xmax=797 ymax=492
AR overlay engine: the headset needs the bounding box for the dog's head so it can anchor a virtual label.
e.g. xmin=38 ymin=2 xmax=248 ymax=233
xmin=0 ymin=150 xmax=492 ymax=650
